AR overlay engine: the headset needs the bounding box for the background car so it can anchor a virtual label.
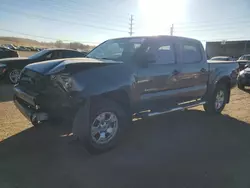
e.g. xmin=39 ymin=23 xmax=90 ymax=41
xmin=210 ymin=56 xmax=234 ymax=61
xmin=237 ymin=54 xmax=250 ymax=70
xmin=237 ymin=64 xmax=250 ymax=90
xmin=0 ymin=48 xmax=87 ymax=84
xmin=17 ymin=46 xmax=30 ymax=51
xmin=0 ymin=47 xmax=19 ymax=59
xmin=2 ymin=44 xmax=17 ymax=50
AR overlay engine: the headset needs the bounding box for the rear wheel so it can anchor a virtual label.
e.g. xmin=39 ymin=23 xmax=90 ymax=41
xmin=203 ymin=84 xmax=228 ymax=114
xmin=8 ymin=69 xmax=21 ymax=84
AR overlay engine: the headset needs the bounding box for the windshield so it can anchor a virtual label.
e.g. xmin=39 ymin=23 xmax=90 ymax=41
xmin=87 ymin=38 xmax=145 ymax=62
xmin=28 ymin=49 xmax=49 ymax=59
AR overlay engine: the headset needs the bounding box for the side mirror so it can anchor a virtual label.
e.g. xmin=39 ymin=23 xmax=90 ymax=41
xmin=245 ymin=64 xmax=249 ymax=68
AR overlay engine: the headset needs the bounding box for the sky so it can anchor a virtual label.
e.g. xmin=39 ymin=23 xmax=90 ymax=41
xmin=1 ymin=0 xmax=250 ymax=45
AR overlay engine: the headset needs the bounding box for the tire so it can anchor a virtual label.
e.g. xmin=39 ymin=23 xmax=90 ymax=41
xmin=77 ymin=98 xmax=129 ymax=153
xmin=238 ymin=83 xmax=245 ymax=90
xmin=8 ymin=69 xmax=21 ymax=84
xmin=203 ymin=84 xmax=229 ymax=114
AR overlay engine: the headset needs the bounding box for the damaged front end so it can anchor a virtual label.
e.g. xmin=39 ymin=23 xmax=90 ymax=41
xmin=13 ymin=67 xmax=83 ymax=125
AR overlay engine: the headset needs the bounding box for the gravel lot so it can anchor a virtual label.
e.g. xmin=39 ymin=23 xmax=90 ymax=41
xmin=0 ymin=84 xmax=250 ymax=188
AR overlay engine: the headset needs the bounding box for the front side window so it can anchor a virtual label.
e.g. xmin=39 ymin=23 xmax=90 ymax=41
xmin=87 ymin=38 xmax=145 ymax=62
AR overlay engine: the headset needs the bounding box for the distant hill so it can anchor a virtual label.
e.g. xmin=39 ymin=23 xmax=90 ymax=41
xmin=0 ymin=37 xmax=95 ymax=51
xmin=0 ymin=37 xmax=54 ymax=48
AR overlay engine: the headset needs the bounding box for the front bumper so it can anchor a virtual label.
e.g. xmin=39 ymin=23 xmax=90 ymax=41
xmin=13 ymin=85 xmax=80 ymax=124
xmin=13 ymin=87 xmax=49 ymax=123
xmin=14 ymin=96 xmax=49 ymax=122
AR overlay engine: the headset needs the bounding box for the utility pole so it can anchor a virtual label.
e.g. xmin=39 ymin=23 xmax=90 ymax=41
xmin=129 ymin=15 xmax=134 ymax=36
xmin=170 ymin=24 xmax=174 ymax=36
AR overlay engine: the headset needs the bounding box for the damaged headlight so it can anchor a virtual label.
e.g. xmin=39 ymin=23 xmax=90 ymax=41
xmin=50 ymin=73 xmax=73 ymax=91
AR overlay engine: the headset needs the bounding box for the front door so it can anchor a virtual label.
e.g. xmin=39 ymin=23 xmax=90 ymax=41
xmin=134 ymin=38 xmax=181 ymax=112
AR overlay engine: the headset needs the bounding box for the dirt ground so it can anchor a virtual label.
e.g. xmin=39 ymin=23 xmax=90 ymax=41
xmin=0 ymin=85 xmax=250 ymax=188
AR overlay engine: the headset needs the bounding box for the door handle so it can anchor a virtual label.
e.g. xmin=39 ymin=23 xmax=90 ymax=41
xmin=172 ymin=70 xmax=180 ymax=75
xmin=200 ymin=68 xmax=207 ymax=72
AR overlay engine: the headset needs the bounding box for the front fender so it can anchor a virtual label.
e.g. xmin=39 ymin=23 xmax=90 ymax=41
xmin=72 ymin=63 xmax=135 ymax=101
xmin=72 ymin=97 xmax=90 ymax=140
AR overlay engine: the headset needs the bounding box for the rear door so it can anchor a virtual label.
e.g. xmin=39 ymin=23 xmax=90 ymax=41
xmin=135 ymin=38 xmax=180 ymax=111
xmin=175 ymin=39 xmax=209 ymax=102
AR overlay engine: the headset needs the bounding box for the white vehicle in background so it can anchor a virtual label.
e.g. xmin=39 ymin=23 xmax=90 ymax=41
xmin=210 ymin=56 xmax=234 ymax=61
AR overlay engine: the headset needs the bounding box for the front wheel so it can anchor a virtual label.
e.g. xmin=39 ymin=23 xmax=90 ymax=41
xmin=76 ymin=98 xmax=128 ymax=153
xmin=203 ymin=84 xmax=229 ymax=114
xmin=8 ymin=69 xmax=21 ymax=84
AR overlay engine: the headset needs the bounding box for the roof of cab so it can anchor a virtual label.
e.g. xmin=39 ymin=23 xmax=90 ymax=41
xmin=109 ymin=35 xmax=201 ymax=43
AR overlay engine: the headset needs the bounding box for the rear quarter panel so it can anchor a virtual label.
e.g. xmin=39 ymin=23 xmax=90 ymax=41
xmin=207 ymin=60 xmax=238 ymax=93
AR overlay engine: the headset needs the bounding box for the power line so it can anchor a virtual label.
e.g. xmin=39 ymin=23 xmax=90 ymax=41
xmin=0 ymin=7 xmax=128 ymax=33
xmin=61 ymin=0 xmax=130 ymax=20
xmin=0 ymin=28 xmax=100 ymax=44
xmin=175 ymin=22 xmax=250 ymax=32
xmin=1 ymin=1 xmax=129 ymax=28
xmin=175 ymin=26 xmax=250 ymax=33
xmin=34 ymin=0 xmax=130 ymax=22
xmin=173 ymin=14 xmax=250 ymax=26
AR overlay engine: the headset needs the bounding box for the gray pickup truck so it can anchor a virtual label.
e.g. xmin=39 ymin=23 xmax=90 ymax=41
xmin=13 ymin=36 xmax=238 ymax=152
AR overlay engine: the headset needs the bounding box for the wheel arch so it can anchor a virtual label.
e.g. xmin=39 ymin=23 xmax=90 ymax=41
xmin=215 ymin=76 xmax=231 ymax=103
xmin=90 ymin=89 xmax=131 ymax=115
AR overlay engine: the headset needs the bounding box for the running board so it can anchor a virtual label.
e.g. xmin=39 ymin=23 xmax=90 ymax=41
xmin=148 ymin=101 xmax=206 ymax=117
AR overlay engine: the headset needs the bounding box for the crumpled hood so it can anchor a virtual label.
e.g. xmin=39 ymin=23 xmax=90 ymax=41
xmin=25 ymin=57 xmax=122 ymax=75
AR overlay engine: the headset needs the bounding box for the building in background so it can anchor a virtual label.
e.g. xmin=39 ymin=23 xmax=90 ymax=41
xmin=206 ymin=40 xmax=250 ymax=59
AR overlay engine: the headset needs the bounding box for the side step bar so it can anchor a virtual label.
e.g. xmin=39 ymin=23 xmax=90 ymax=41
xmin=148 ymin=101 xmax=206 ymax=117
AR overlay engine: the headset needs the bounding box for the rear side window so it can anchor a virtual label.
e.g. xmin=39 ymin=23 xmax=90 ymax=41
xmin=180 ymin=42 xmax=202 ymax=63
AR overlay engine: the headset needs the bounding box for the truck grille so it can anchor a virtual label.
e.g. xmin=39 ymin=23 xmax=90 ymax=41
xmin=19 ymin=69 xmax=49 ymax=92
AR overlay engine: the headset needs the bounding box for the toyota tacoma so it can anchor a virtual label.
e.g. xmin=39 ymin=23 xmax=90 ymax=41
xmin=13 ymin=36 xmax=238 ymax=152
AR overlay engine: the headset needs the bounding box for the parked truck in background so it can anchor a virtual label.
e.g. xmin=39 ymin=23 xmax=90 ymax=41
xmin=13 ymin=36 xmax=238 ymax=153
